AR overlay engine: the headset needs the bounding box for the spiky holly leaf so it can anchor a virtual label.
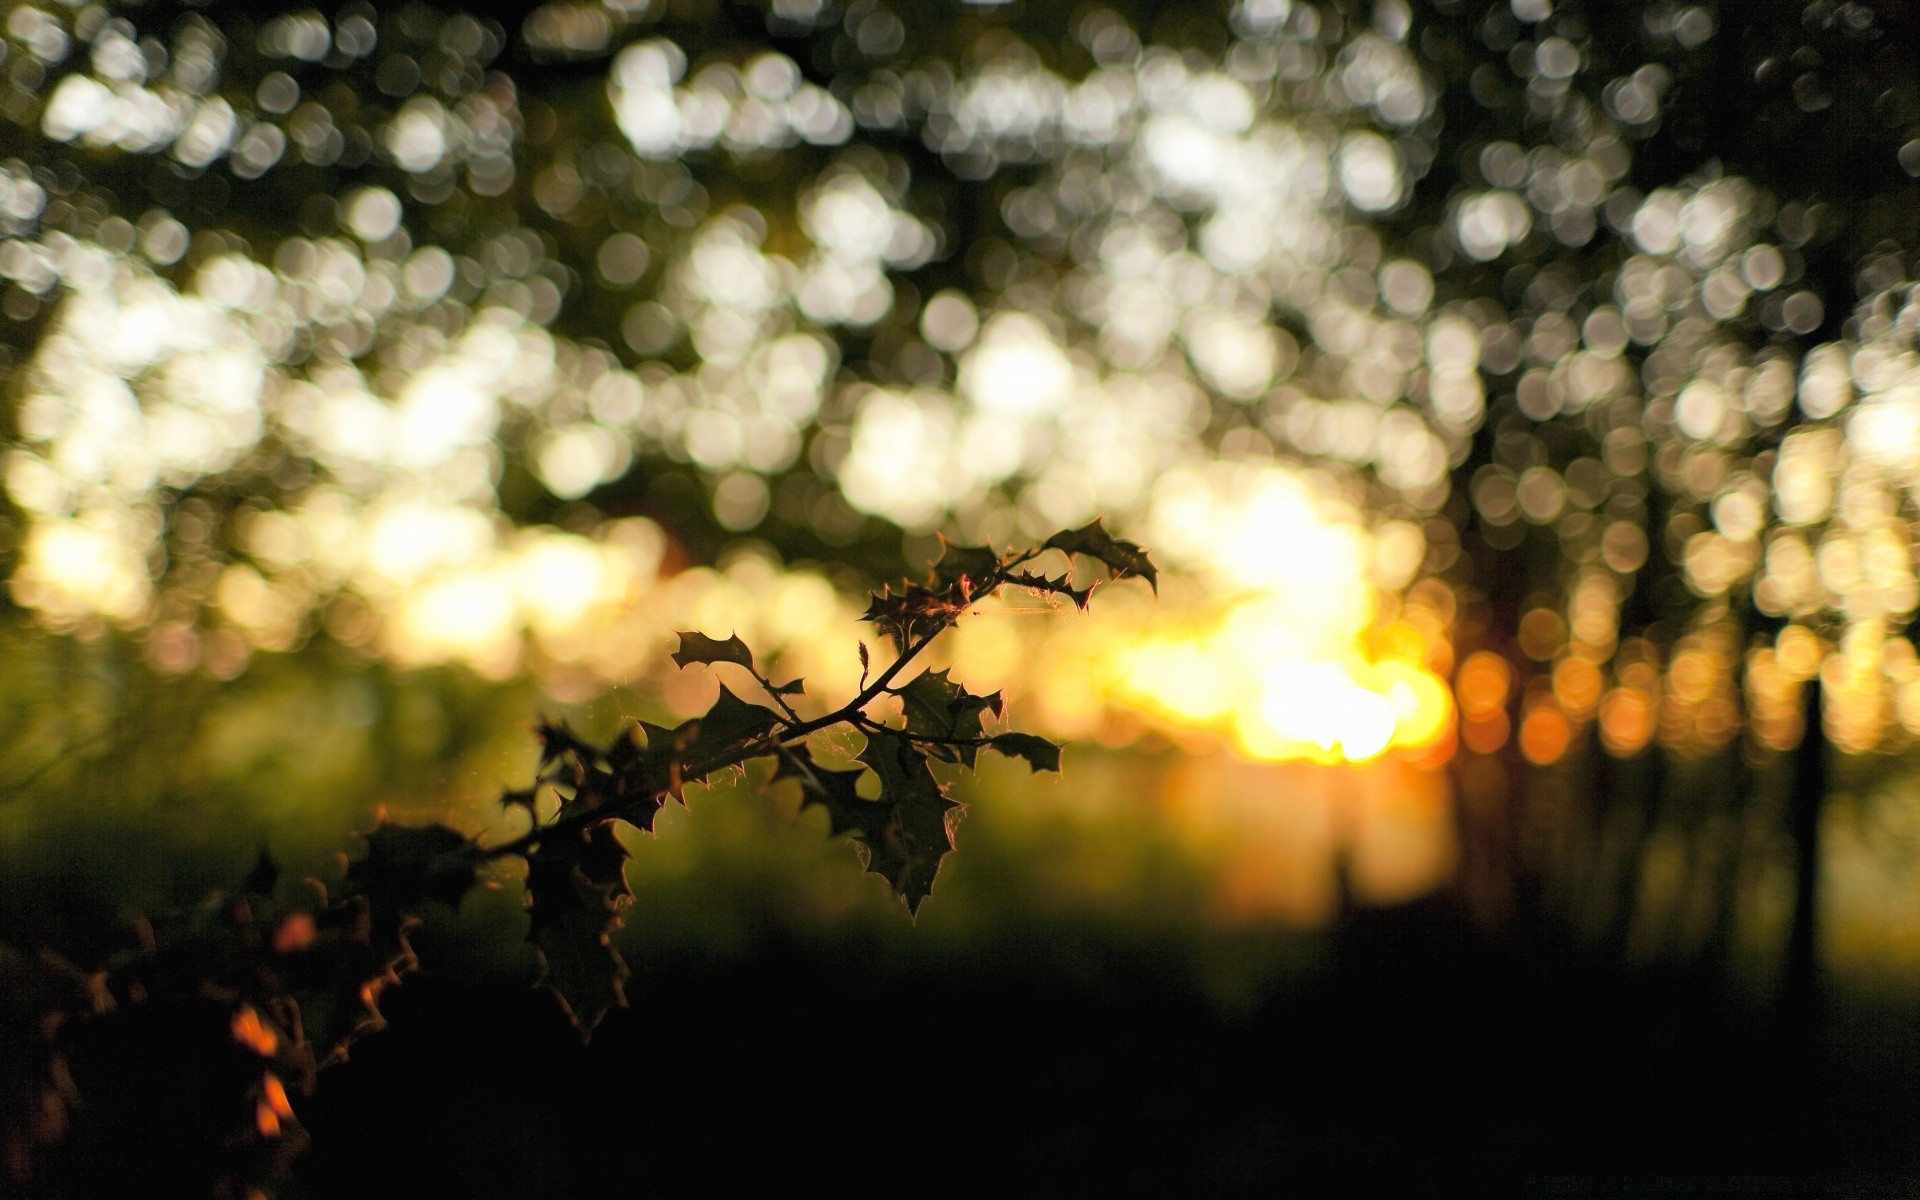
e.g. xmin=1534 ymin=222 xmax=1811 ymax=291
xmin=1044 ymin=519 xmax=1158 ymax=592
xmin=525 ymin=822 xmax=631 ymax=1037
xmin=295 ymin=895 xmax=411 ymax=1064
xmin=670 ymin=631 xmax=756 ymax=671
xmin=774 ymin=744 xmax=884 ymax=840
xmin=862 ymin=584 xmax=966 ymax=649
xmin=527 ymin=891 xmax=628 ymax=1036
xmin=768 ymin=677 xmax=806 ymax=697
xmin=336 ymin=823 xmax=480 ymax=1011
xmin=534 ymin=718 xmax=597 ymax=771
xmin=856 ymin=730 xmax=961 ymax=916
xmin=346 ymin=823 xmax=481 ymax=915
xmin=602 ymin=729 xmax=673 ymax=831
xmin=989 ymin=733 xmax=1062 ymax=773
xmin=605 ymin=723 xmax=644 ymax=773
xmin=552 ymin=774 xmax=606 ymax=825
xmin=552 ymin=725 xmax=672 ymax=829
xmin=678 ymin=685 xmax=782 ymax=780
xmin=898 ymin=670 xmax=1003 ymax=767
xmin=1003 ymin=570 xmax=1093 ymax=610
xmin=638 ymin=721 xmax=686 ymax=756
xmin=931 ymin=541 xmax=1003 ymax=597
xmin=635 ymin=721 xmax=689 ymax=808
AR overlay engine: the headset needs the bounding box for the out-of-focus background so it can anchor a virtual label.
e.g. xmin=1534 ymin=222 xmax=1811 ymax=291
xmin=7 ymin=0 xmax=1920 ymax=1191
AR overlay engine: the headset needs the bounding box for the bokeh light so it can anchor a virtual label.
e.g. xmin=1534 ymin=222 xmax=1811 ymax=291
xmin=6 ymin=0 xmax=1920 ymax=959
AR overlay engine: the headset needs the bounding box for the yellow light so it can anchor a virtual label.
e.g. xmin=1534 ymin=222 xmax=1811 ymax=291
xmin=972 ymin=460 xmax=1466 ymax=766
xmin=1119 ymin=639 xmax=1235 ymax=724
xmin=11 ymin=518 xmax=150 ymax=624
xmin=1234 ymin=664 xmax=1399 ymax=764
xmin=389 ymin=568 xmax=520 ymax=677
xmin=1375 ymin=662 xmax=1454 ymax=751
xmin=513 ymin=532 xmax=617 ymax=635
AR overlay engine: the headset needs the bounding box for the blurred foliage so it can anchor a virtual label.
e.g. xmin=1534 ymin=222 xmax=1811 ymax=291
xmin=8 ymin=0 xmax=1920 ymax=1189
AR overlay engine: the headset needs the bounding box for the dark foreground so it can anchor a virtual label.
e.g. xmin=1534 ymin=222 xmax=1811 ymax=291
xmin=40 ymin=897 xmax=1920 ymax=1199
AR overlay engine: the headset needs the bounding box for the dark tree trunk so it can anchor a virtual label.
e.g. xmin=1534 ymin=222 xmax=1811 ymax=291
xmin=1784 ymin=681 xmax=1825 ymax=1021
xmin=1782 ymin=677 xmax=1827 ymax=1157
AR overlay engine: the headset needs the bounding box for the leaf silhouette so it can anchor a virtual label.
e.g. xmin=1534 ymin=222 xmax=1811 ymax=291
xmin=930 ymin=541 xmax=1003 ymax=597
xmin=534 ymin=718 xmax=598 ymax=770
xmin=635 ymin=721 xmax=690 ymax=806
xmin=1044 ymin=519 xmax=1158 ymax=592
xmin=679 ymin=685 xmax=782 ymax=779
xmin=549 ymin=726 xmax=669 ymax=832
xmin=1002 ymin=570 xmax=1093 ymax=610
xmin=862 ymin=584 xmax=966 ymax=649
xmin=775 ymin=744 xmax=881 ymax=839
xmin=989 ymin=732 xmax=1062 ymax=773
xmin=898 ymin=670 xmax=1002 ymax=767
xmin=856 ymin=730 xmax=960 ymax=916
xmin=346 ymin=823 xmax=481 ymax=916
xmin=524 ymin=822 xmax=631 ymax=1037
xmin=670 ymin=631 xmax=756 ymax=671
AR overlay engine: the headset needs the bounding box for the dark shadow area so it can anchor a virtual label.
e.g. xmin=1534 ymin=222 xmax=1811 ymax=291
xmin=237 ymin=901 xmax=1920 ymax=1198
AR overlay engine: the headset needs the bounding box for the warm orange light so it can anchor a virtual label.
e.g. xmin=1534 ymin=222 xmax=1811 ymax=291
xmin=1375 ymin=661 xmax=1455 ymax=750
xmin=1519 ymin=703 xmax=1573 ymax=765
xmin=1117 ymin=639 xmax=1234 ymax=725
xmin=231 ymin=1005 xmax=278 ymax=1057
xmin=255 ymin=1100 xmax=281 ymax=1139
xmin=1373 ymin=621 xmax=1429 ymax=665
xmin=1552 ymin=656 xmax=1604 ymax=718
xmin=262 ymin=1073 xmax=293 ymax=1119
xmin=1668 ymin=648 xmax=1718 ymax=704
xmin=273 ymin=912 xmax=316 ymax=955
xmin=1457 ymin=651 xmax=1511 ymax=721
xmin=1091 ymin=599 xmax=1456 ymax=766
xmin=1048 ymin=461 xmax=1460 ymax=766
xmin=1233 ymin=662 xmax=1400 ymax=764
xmin=1599 ymin=686 xmax=1655 ymax=756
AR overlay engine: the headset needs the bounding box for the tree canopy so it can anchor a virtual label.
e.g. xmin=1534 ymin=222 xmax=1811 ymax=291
xmin=3 ymin=0 xmax=1918 ymax=776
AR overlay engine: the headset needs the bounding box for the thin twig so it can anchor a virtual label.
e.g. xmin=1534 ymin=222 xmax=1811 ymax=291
xmin=748 ymin=666 xmax=804 ymax=724
xmin=850 ymin=713 xmax=992 ymax=749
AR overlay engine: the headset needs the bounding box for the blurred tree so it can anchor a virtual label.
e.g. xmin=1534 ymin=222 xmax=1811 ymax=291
xmin=1 ymin=0 xmax=1920 ymax=1014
